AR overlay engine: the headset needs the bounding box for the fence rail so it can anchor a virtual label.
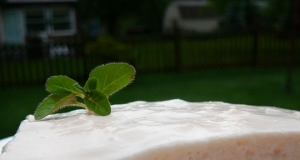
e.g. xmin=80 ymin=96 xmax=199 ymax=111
xmin=1 ymin=31 xmax=300 ymax=86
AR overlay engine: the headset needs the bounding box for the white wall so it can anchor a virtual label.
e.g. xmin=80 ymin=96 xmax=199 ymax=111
xmin=162 ymin=2 xmax=181 ymax=34
xmin=2 ymin=9 xmax=24 ymax=44
xmin=0 ymin=9 xmax=3 ymax=44
xmin=180 ymin=19 xmax=219 ymax=33
xmin=162 ymin=1 xmax=219 ymax=35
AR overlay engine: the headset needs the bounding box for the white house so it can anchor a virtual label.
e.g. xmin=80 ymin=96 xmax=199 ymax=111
xmin=0 ymin=7 xmax=3 ymax=44
xmin=163 ymin=0 xmax=219 ymax=35
xmin=0 ymin=0 xmax=77 ymax=44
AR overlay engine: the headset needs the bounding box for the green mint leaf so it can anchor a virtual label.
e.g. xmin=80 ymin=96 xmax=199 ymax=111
xmin=84 ymin=77 xmax=98 ymax=92
xmin=89 ymin=63 xmax=135 ymax=96
xmin=84 ymin=90 xmax=111 ymax=116
xmin=34 ymin=94 xmax=86 ymax=120
xmin=34 ymin=63 xmax=136 ymax=120
xmin=74 ymin=83 xmax=84 ymax=92
xmin=46 ymin=76 xmax=84 ymax=95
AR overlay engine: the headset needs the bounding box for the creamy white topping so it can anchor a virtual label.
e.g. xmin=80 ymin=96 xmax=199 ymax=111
xmin=0 ymin=137 xmax=13 ymax=153
xmin=1 ymin=99 xmax=300 ymax=160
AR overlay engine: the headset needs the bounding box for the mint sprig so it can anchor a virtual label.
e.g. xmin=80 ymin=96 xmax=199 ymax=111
xmin=34 ymin=63 xmax=135 ymax=120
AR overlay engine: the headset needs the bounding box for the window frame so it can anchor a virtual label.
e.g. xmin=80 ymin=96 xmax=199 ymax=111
xmin=24 ymin=7 xmax=76 ymax=37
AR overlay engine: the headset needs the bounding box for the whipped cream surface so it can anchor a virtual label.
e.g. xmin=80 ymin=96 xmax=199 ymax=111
xmin=1 ymin=99 xmax=300 ymax=160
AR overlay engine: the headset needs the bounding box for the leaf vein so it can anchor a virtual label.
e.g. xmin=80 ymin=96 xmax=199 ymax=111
xmin=102 ymin=73 xmax=131 ymax=93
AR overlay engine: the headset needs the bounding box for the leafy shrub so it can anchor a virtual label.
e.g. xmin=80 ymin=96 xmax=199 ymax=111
xmin=86 ymin=36 xmax=134 ymax=63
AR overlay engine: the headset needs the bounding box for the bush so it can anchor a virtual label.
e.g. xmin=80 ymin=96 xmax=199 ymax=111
xmin=86 ymin=36 xmax=134 ymax=63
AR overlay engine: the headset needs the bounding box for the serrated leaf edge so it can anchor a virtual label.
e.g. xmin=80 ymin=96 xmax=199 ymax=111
xmin=89 ymin=63 xmax=135 ymax=96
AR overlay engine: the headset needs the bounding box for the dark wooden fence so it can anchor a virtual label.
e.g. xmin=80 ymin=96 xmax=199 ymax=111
xmin=0 ymin=31 xmax=299 ymax=86
xmin=125 ymin=31 xmax=300 ymax=71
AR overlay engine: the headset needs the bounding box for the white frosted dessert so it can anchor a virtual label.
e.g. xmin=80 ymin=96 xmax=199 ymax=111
xmin=1 ymin=99 xmax=300 ymax=160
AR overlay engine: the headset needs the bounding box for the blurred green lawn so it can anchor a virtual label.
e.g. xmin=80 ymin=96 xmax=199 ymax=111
xmin=0 ymin=66 xmax=300 ymax=139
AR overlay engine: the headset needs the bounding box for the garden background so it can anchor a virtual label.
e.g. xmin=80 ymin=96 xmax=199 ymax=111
xmin=0 ymin=0 xmax=300 ymax=139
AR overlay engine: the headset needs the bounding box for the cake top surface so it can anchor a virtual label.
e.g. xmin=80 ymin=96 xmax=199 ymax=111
xmin=1 ymin=99 xmax=300 ymax=160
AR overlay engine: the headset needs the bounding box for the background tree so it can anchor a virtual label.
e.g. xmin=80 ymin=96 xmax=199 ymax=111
xmin=136 ymin=0 xmax=171 ymax=30
xmin=77 ymin=0 xmax=141 ymax=36
xmin=77 ymin=0 xmax=172 ymax=37
xmin=207 ymin=0 xmax=260 ymax=30
xmin=259 ymin=0 xmax=290 ymax=30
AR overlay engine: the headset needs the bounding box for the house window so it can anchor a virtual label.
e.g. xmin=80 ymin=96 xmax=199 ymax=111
xmin=25 ymin=9 xmax=46 ymax=32
xmin=25 ymin=7 xmax=75 ymax=35
xmin=52 ymin=8 xmax=71 ymax=31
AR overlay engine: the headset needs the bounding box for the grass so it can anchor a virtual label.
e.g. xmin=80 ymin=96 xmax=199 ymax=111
xmin=1 ymin=66 xmax=300 ymax=139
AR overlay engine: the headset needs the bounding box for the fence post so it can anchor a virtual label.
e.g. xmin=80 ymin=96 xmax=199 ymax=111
xmin=173 ymin=20 xmax=181 ymax=72
xmin=80 ymin=37 xmax=89 ymax=80
xmin=285 ymin=0 xmax=297 ymax=92
xmin=252 ymin=30 xmax=258 ymax=68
